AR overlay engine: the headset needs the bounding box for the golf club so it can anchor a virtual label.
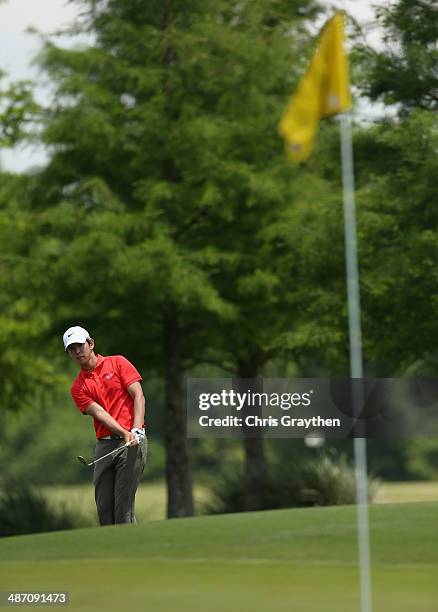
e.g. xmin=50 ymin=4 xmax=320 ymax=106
xmin=77 ymin=440 xmax=133 ymax=467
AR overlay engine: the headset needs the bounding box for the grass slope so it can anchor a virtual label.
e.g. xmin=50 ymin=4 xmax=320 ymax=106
xmin=39 ymin=480 xmax=438 ymax=524
xmin=0 ymin=502 xmax=437 ymax=612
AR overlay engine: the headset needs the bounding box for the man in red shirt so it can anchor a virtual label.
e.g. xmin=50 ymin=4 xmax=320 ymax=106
xmin=63 ymin=325 xmax=147 ymax=525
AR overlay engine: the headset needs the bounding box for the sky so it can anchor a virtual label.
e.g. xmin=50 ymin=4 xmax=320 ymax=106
xmin=0 ymin=0 xmax=388 ymax=172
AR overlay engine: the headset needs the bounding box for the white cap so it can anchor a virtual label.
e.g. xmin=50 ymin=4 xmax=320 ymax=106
xmin=63 ymin=326 xmax=91 ymax=351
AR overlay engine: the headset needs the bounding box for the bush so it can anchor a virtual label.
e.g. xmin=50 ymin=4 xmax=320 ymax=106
xmin=0 ymin=487 xmax=90 ymax=537
xmin=406 ymin=438 xmax=438 ymax=480
xmin=203 ymin=452 xmax=379 ymax=514
xmin=293 ymin=454 xmax=379 ymax=506
xmin=0 ymin=393 xmax=166 ymax=486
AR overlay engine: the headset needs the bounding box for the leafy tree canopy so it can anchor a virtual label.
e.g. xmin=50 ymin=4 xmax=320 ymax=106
xmin=356 ymin=0 xmax=438 ymax=112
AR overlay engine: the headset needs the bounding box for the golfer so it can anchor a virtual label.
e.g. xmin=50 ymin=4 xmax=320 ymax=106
xmin=63 ymin=325 xmax=147 ymax=525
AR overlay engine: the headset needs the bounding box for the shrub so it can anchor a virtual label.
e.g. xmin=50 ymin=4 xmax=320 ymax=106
xmin=406 ymin=438 xmax=438 ymax=480
xmin=0 ymin=487 xmax=89 ymax=537
xmin=203 ymin=452 xmax=379 ymax=514
xmin=293 ymin=453 xmax=379 ymax=506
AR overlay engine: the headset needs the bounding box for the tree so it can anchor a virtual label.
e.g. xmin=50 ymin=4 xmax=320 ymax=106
xmin=355 ymin=0 xmax=438 ymax=112
xmin=0 ymin=73 xmax=36 ymax=148
xmin=354 ymin=111 xmax=438 ymax=373
xmin=0 ymin=71 xmax=59 ymax=412
xmin=0 ymin=173 xmax=64 ymax=412
xmin=26 ymin=0 xmax=321 ymax=517
xmin=201 ymin=156 xmax=351 ymax=508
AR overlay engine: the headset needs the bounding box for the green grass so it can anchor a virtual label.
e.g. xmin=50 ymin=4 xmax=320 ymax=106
xmin=39 ymin=479 xmax=438 ymax=525
xmin=39 ymin=482 xmax=210 ymax=524
xmin=375 ymin=481 xmax=438 ymax=504
xmin=0 ymin=502 xmax=437 ymax=612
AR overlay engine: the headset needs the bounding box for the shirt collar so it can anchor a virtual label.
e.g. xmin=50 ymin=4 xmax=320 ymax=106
xmin=81 ymin=354 xmax=105 ymax=376
xmin=95 ymin=354 xmax=105 ymax=369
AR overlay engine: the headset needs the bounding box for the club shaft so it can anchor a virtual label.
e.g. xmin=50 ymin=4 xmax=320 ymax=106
xmin=92 ymin=441 xmax=131 ymax=465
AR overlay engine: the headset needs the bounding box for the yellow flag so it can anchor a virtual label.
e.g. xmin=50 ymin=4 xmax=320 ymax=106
xmin=278 ymin=12 xmax=351 ymax=162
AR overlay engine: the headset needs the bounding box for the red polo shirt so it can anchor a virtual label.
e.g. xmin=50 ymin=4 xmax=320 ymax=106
xmin=71 ymin=354 xmax=143 ymax=439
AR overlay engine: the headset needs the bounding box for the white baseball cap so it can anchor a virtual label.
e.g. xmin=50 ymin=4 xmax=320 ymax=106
xmin=63 ymin=326 xmax=91 ymax=351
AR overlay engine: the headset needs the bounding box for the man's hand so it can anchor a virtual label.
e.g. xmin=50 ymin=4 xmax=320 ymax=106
xmin=131 ymin=427 xmax=145 ymax=444
xmin=124 ymin=430 xmax=138 ymax=447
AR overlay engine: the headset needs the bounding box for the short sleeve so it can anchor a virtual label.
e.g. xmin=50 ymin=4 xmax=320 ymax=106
xmin=71 ymin=383 xmax=94 ymax=414
xmin=116 ymin=355 xmax=143 ymax=388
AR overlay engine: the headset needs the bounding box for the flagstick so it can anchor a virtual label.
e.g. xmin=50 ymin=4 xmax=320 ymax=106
xmin=339 ymin=111 xmax=373 ymax=612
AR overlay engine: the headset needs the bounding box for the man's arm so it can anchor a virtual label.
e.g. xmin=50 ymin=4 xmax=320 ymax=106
xmin=127 ymin=381 xmax=146 ymax=429
xmin=84 ymin=402 xmax=137 ymax=446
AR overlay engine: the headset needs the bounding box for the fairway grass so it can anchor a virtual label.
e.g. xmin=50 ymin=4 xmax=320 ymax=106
xmin=39 ymin=482 xmax=211 ymax=524
xmin=40 ymin=479 xmax=438 ymax=525
xmin=0 ymin=502 xmax=437 ymax=612
xmin=375 ymin=481 xmax=438 ymax=504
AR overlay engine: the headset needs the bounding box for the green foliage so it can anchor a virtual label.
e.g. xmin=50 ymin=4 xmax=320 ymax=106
xmin=0 ymin=173 xmax=65 ymax=410
xmin=357 ymin=439 xmax=411 ymax=481
xmin=0 ymin=72 xmax=37 ymax=147
xmin=0 ymin=0 xmax=437 ymax=507
xmin=16 ymin=0 xmax=322 ymax=516
xmin=0 ymin=487 xmax=89 ymax=537
xmin=0 ymin=385 xmax=165 ymax=486
xmin=294 ymin=453 xmax=379 ymax=505
xmin=203 ymin=451 xmax=379 ymax=514
xmin=20 ymin=0 xmax=323 ymax=375
xmin=354 ymin=111 xmax=438 ymax=372
xmin=355 ymin=0 xmax=438 ymax=112
xmin=406 ymin=439 xmax=438 ymax=480
xmin=0 ymin=395 xmax=96 ymax=487
xmin=311 ymin=109 xmax=438 ymax=374
xmin=143 ymin=438 xmax=166 ymax=480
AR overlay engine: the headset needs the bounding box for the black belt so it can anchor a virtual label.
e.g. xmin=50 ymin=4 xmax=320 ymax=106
xmin=99 ymin=435 xmax=123 ymax=440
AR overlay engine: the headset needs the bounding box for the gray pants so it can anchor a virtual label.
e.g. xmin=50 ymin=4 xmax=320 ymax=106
xmin=93 ymin=437 xmax=147 ymax=525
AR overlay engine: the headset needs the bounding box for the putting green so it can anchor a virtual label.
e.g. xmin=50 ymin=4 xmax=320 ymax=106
xmin=0 ymin=502 xmax=437 ymax=612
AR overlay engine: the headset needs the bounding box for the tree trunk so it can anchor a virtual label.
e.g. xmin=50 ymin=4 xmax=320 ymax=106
xmin=235 ymin=361 xmax=270 ymax=511
xmin=163 ymin=307 xmax=194 ymax=518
